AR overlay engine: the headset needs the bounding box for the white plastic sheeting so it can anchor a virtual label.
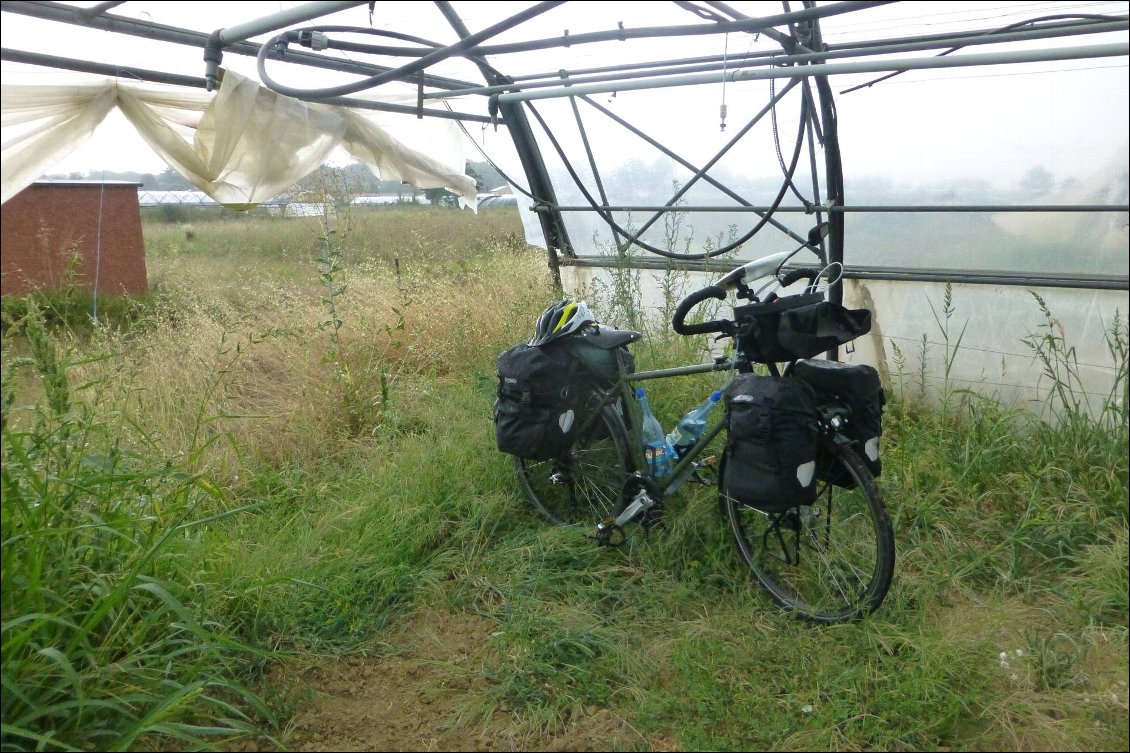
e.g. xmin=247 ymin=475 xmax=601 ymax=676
xmin=562 ymin=266 xmax=1128 ymax=418
xmin=1 ymin=70 xmax=477 ymax=207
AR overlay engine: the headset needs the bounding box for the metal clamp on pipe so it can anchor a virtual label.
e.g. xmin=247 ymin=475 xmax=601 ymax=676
xmin=204 ymin=31 xmax=223 ymax=91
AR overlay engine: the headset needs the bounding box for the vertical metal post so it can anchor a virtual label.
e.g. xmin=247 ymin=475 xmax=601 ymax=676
xmin=801 ymin=81 xmax=827 ymax=264
xmin=435 ymin=2 xmax=570 ymax=291
xmin=801 ymin=3 xmax=846 ymax=360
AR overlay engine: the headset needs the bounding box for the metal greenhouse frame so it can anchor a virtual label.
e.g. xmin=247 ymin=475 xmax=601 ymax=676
xmin=2 ymin=0 xmax=1127 ymax=301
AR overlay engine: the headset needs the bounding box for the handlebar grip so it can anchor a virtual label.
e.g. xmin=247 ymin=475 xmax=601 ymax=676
xmin=779 ymin=267 xmax=821 ymax=288
xmin=672 ymin=285 xmax=729 ymax=336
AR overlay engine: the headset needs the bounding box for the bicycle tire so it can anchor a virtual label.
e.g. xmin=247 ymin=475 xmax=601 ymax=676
xmin=517 ymin=402 xmax=634 ymax=526
xmin=720 ymin=443 xmax=894 ymax=623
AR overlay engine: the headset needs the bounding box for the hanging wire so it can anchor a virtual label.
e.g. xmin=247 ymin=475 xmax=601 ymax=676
xmin=451 ymin=112 xmax=540 ymax=202
xmin=523 ymin=87 xmax=810 ymax=260
xmin=92 ymin=173 xmax=106 ymax=326
xmin=840 ymin=12 xmax=1124 ymax=94
xmin=769 ymin=77 xmax=814 ymax=208
xmin=720 ymin=32 xmax=729 ymax=131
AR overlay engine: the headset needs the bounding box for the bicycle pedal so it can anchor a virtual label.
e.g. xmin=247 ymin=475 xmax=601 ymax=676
xmin=593 ymin=518 xmax=626 ymax=547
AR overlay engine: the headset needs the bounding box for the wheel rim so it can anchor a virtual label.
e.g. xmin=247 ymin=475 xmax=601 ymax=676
xmin=723 ymin=449 xmax=892 ymax=622
xmin=518 ymin=407 xmax=630 ymax=525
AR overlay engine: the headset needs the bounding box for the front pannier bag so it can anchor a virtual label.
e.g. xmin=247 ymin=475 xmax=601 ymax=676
xmin=792 ymin=359 xmax=885 ymax=485
xmin=494 ymin=342 xmax=581 ymax=460
xmin=723 ymin=374 xmax=821 ymax=511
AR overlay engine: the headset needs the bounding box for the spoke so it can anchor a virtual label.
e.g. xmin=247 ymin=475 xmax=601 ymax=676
xmin=576 ymin=475 xmax=617 ymax=516
xmin=803 ymin=537 xmax=856 ymax=606
xmin=722 ymin=446 xmax=893 ymax=622
xmin=797 ymin=508 xmax=874 ymax=603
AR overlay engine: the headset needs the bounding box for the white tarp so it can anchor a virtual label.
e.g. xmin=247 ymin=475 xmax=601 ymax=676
xmin=1 ymin=69 xmax=477 ymax=207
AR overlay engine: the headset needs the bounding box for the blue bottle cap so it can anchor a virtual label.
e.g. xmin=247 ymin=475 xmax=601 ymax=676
xmin=710 ymin=390 xmax=722 ymax=401
xmin=635 ymin=387 xmax=645 ymax=398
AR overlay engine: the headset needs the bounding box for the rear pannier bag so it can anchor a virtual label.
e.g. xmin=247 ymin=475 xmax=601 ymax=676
xmin=792 ymin=359 xmax=884 ymax=485
xmin=723 ymin=374 xmax=821 ymax=511
xmin=558 ymin=336 xmax=635 ymax=385
xmin=494 ymin=342 xmax=581 ymax=460
xmin=558 ymin=337 xmax=634 ymax=440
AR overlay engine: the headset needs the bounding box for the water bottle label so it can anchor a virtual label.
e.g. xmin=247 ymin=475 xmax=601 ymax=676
xmin=644 ymin=444 xmax=672 ymax=477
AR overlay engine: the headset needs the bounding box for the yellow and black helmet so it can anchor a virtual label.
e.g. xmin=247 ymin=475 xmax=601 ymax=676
xmin=529 ymin=299 xmax=597 ymax=346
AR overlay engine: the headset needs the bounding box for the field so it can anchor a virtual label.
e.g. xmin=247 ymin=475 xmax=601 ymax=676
xmin=2 ymin=205 xmax=1127 ymax=752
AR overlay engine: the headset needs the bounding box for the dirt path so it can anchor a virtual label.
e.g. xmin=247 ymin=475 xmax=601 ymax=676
xmin=255 ymin=610 xmax=677 ymax=752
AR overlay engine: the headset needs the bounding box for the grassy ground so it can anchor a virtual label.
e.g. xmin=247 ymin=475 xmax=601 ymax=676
xmin=2 ymin=205 xmax=1127 ymax=751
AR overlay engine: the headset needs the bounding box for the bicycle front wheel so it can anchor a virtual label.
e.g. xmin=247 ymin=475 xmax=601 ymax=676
xmin=721 ymin=444 xmax=894 ymax=623
xmin=517 ymin=403 xmax=634 ymax=526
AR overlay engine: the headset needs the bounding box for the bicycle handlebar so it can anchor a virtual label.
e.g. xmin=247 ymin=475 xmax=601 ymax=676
xmin=671 ymin=241 xmax=827 ymax=337
xmin=671 ymin=284 xmax=730 ymax=336
xmin=713 ymin=249 xmax=794 ymax=291
xmin=779 ymin=267 xmax=821 ymax=288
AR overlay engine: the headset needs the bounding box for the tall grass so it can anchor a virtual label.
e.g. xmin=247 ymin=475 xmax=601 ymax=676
xmin=1 ymin=300 xmax=277 ymax=751
xmin=2 ymin=207 xmax=1126 ymax=751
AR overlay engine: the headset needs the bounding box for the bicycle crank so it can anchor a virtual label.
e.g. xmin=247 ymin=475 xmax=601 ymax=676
xmin=592 ymin=477 xmax=662 ymax=546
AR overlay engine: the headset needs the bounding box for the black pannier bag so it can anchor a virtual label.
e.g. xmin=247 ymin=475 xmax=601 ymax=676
xmin=734 ymin=293 xmax=872 ymax=364
xmin=494 ymin=341 xmax=582 ymax=460
xmin=494 ymin=322 xmax=639 ymax=459
xmin=555 ymin=329 xmax=637 ymax=439
xmin=557 ymin=333 xmax=635 ymax=385
xmin=792 ymin=359 xmax=885 ymax=485
xmin=723 ymin=373 xmax=821 ymax=512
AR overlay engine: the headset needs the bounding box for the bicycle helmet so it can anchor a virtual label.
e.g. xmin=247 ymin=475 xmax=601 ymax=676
xmin=529 ymin=299 xmax=597 ymax=346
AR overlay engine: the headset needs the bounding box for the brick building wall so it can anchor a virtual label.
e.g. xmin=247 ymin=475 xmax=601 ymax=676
xmin=1 ymin=181 xmax=148 ymax=297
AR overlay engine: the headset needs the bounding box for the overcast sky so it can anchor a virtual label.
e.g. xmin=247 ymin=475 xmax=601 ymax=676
xmin=1 ymin=1 xmax=1127 ymax=188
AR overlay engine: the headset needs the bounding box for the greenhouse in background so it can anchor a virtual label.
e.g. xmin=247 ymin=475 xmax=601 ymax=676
xmin=2 ymin=1 xmax=1126 ymax=415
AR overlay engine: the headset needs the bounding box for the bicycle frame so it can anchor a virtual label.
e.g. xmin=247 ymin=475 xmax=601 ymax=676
xmin=582 ymin=356 xmax=740 ymax=496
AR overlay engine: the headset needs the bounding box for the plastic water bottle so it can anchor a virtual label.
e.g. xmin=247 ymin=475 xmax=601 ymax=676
xmin=636 ymin=387 xmax=673 ymax=479
xmin=666 ymin=390 xmax=723 ymax=459
xmin=662 ymin=390 xmax=723 ymax=494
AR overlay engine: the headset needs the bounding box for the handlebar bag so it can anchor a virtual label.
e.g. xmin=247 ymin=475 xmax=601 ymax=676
xmin=494 ymin=341 xmax=582 ymax=460
xmin=793 ymin=359 xmax=885 ymax=485
xmin=735 ymin=294 xmax=872 ymax=363
xmin=723 ymin=373 xmax=821 ymax=511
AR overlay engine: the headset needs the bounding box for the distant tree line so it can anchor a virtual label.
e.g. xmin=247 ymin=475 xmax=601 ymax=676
xmin=45 ymin=160 xmax=507 ymax=199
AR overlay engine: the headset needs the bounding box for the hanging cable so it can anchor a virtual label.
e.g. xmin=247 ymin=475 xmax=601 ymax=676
xmin=523 ymin=87 xmax=810 ymax=261
xmin=840 ymin=12 xmax=1124 ymax=94
xmin=256 ymin=2 xmax=563 ymax=100
xmin=451 ymin=109 xmax=541 ymax=202
xmin=92 ymin=173 xmax=106 ymax=326
xmin=720 ymin=32 xmax=729 ymax=131
xmin=770 ymin=77 xmax=814 ymax=208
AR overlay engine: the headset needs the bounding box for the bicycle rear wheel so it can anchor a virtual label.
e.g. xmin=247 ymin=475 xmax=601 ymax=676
xmin=721 ymin=443 xmax=894 ymax=623
xmin=517 ymin=403 xmax=634 ymax=526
